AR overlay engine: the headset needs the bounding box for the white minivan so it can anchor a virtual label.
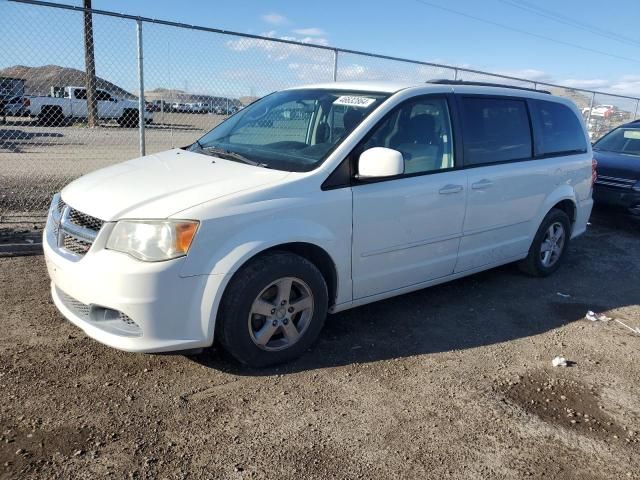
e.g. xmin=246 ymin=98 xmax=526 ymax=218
xmin=44 ymin=81 xmax=594 ymax=367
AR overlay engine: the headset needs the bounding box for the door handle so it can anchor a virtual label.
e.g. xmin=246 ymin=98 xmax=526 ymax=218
xmin=439 ymin=184 xmax=464 ymax=195
xmin=471 ymin=179 xmax=493 ymax=190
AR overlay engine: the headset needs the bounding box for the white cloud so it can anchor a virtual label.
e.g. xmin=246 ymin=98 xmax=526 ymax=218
xmin=455 ymin=64 xmax=640 ymax=97
xmin=262 ymin=13 xmax=288 ymax=25
xmin=226 ymin=31 xmax=329 ymax=61
xmin=496 ymin=69 xmax=553 ymax=83
xmin=561 ymin=78 xmax=610 ymax=89
xmin=292 ymin=27 xmax=326 ymax=36
xmin=606 ymin=76 xmax=640 ymax=97
xmin=287 ymin=62 xmax=332 ymax=81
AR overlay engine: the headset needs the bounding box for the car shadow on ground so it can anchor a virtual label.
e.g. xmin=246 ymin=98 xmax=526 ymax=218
xmin=0 ymin=129 xmax=65 ymax=153
xmin=190 ymin=214 xmax=639 ymax=376
xmin=590 ymin=205 xmax=640 ymax=233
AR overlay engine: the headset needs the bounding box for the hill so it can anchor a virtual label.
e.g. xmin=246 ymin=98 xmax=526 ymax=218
xmin=0 ymin=65 xmax=135 ymax=99
xmin=145 ymin=88 xmax=241 ymax=107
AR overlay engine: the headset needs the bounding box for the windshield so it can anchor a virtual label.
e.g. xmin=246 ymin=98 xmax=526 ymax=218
xmin=594 ymin=127 xmax=640 ymax=157
xmin=188 ymin=89 xmax=389 ymax=171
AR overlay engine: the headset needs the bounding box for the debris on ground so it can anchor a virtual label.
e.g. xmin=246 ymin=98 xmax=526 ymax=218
xmin=586 ymin=310 xmax=611 ymax=322
xmin=556 ymin=292 xmax=571 ymax=298
xmin=585 ymin=310 xmax=640 ymax=336
xmin=552 ymin=356 xmax=568 ymax=367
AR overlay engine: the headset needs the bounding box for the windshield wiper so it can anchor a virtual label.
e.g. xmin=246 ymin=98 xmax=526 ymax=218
xmin=196 ymin=144 xmax=264 ymax=167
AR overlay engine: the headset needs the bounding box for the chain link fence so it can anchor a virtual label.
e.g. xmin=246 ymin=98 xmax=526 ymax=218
xmin=1 ymin=0 xmax=639 ymax=222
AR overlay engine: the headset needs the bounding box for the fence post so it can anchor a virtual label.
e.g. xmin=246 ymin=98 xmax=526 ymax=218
xmin=453 ymin=68 xmax=458 ymax=81
xmin=136 ymin=19 xmax=146 ymax=156
xmin=586 ymin=91 xmax=596 ymax=127
xmin=332 ymin=50 xmax=338 ymax=82
xmin=533 ymin=82 xmax=537 ymax=90
xmin=635 ymin=99 xmax=640 ymax=120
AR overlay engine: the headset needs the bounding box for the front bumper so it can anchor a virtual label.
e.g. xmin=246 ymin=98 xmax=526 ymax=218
xmin=43 ymin=203 xmax=220 ymax=353
xmin=593 ymin=185 xmax=640 ymax=212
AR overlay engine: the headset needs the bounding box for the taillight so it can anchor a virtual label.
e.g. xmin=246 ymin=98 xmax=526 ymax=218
xmin=23 ymin=98 xmax=30 ymax=107
xmin=592 ymin=158 xmax=598 ymax=186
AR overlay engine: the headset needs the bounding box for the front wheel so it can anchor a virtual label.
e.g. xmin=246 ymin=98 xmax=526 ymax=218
xmin=118 ymin=109 xmax=138 ymax=128
xmin=518 ymin=208 xmax=571 ymax=277
xmin=218 ymin=251 xmax=328 ymax=367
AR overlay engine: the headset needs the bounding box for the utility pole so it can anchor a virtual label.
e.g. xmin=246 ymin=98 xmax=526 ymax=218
xmin=83 ymin=0 xmax=98 ymax=127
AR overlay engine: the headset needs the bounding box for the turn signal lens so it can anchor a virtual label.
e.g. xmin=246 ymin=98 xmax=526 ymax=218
xmin=176 ymin=222 xmax=198 ymax=253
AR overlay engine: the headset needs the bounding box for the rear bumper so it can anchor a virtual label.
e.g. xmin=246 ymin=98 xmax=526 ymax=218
xmin=593 ymin=185 xmax=640 ymax=211
xmin=572 ymin=197 xmax=593 ymax=238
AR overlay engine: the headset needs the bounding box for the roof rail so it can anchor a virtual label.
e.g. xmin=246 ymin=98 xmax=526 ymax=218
xmin=427 ymin=79 xmax=551 ymax=95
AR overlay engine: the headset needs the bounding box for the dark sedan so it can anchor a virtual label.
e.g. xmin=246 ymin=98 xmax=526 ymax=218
xmin=593 ymin=119 xmax=640 ymax=215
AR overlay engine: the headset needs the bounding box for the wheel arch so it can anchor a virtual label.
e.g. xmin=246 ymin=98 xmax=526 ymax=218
xmin=200 ymin=240 xmax=341 ymax=346
xmin=552 ymin=199 xmax=577 ymax=228
xmin=535 ymin=186 xmax=578 ymax=232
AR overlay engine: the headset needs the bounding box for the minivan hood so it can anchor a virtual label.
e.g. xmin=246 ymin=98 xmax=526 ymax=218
xmin=61 ymin=149 xmax=290 ymax=220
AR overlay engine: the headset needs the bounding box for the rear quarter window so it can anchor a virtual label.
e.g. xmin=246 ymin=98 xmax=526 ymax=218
xmin=530 ymin=100 xmax=587 ymax=156
xmin=460 ymin=97 xmax=532 ymax=166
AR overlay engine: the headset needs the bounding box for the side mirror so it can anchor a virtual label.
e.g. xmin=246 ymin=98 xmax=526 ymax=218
xmin=358 ymin=147 xmax=404 ymax=179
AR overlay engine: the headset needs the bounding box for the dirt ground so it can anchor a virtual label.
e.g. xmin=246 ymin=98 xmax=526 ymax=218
xmin=0 ymin=207 xmax=639 ymax=479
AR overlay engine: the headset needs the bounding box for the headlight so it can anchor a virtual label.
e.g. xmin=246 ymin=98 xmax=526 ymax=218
xmin=106 ymin=220 xmax=199 ymax=261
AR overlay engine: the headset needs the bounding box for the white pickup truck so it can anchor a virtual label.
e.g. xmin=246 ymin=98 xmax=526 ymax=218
xmin=26 ymin=86 xmax=153 ymax=127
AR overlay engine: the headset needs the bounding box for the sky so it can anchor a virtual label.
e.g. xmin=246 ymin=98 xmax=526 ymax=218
xmin=2 ymin=0 xmax=639 ymax=101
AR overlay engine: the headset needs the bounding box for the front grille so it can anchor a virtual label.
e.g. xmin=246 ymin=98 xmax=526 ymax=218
xmin=119 ymin=312 xmax=137 ymax=326
xmin=51 ymin=195 xmax=105 ymax=258
xmin=595 ymin=175 xmax=636 ymax=189
xmin=68 ymin=208 xmax=105 ymax=232
xmin=55 ymin=287 xmax=142 ymax=336
xmin=57 ymin=288 xmax=90 ymax=319
xmin=62 ymin=234 xmax=92 ymax=255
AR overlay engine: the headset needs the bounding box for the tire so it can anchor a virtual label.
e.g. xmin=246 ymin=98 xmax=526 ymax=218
xmin=218 ymin=251 xmax=328 ymax=368
xmin=518 ymin=208 xmax=571 ymax=277
xmin=118 ymin=109 xmax=138 ymax=128
xmin=39 ymin=106 xmax=64 ymax=126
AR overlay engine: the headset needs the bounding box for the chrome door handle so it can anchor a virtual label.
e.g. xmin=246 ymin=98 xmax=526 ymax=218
xmin=471 ymin=179 xmax=493 ymax=190
xmin=439 ymin=184 xmax=464 ymax=194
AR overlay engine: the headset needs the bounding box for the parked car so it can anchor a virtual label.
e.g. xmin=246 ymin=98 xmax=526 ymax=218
xmin=587 ymin=116 xmax=617 ymax=142
xmin=3 ymin=96 xmax=29 ymax=116
xmin=44 ymin=81 xmax=594 ymax=367
xmin=171 ymin=102 xmax=192 ymax=113
xmin=592 ymin=119 xmax=640 ymax=214
xmin=588 ymin=104 xmax=628 ymax=121
xmin=27 ymin=86 xmax=153 ymax=127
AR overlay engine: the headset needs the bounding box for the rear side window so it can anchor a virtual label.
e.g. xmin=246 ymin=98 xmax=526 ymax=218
xmin=460 ymin=97 xmax=532 ymax=166
xmin=530 ymin=100 xmax=587 ymax=156
xmin=74 ymin=89 xmax=87 ymax=100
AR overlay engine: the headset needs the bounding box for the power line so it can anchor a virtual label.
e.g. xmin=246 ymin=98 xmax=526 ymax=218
xmin=500 ymin=0 xmax=640 ymax=48
xmin=411 ymin=0 xmax=640 ymax=64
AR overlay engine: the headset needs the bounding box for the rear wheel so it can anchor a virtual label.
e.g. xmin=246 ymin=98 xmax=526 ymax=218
xmin=218 ymin=251 xmax=328 ymax=367
xmin=118 ymin=109 xmax=138 ymax=128
xmin=39 ymin=106 xmax=64 ymax=126
xmin=518 ymin=208 xmax=571 ymax=277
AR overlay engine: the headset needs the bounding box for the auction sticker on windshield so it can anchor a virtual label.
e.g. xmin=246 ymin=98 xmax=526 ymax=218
xmin=333 ymin=96 xmax=376 ymax=108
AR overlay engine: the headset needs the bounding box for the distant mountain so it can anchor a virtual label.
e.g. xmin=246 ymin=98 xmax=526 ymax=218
xmin=145 ymin=88 xmax=241 ymax=107
xmin=548 ymin=87 xmax=592 ymax=109
xmin=0 ymin=65 xmax=135 ymax=99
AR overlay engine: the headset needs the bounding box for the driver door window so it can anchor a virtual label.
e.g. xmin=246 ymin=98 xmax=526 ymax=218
xmin=361 ymin=97 xmax=454 ymax=175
